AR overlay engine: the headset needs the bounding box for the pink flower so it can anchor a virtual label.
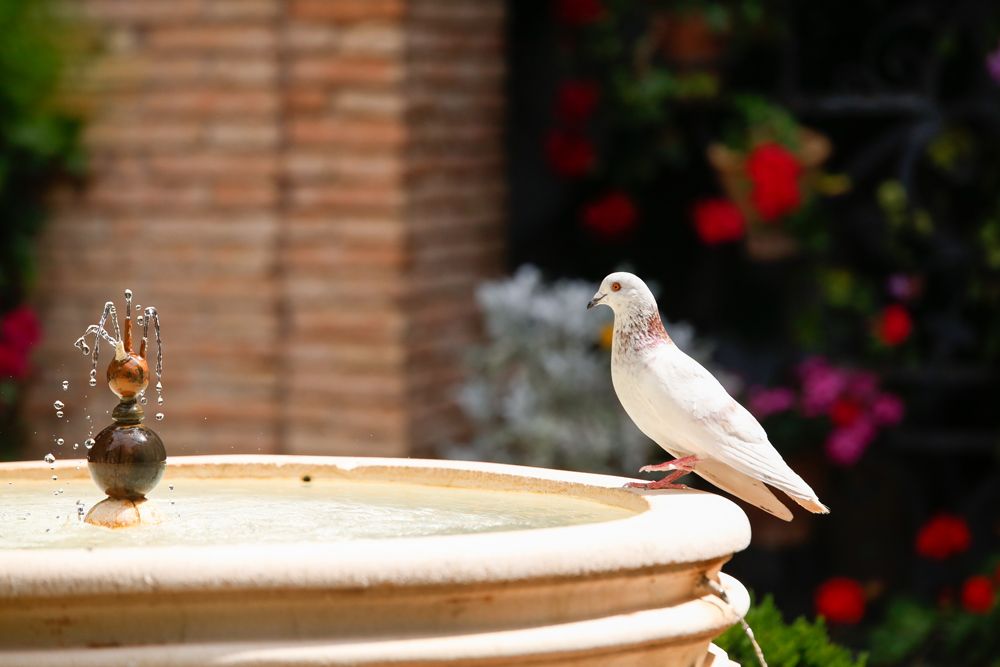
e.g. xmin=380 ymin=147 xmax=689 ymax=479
xmin=887 ymin=274 xmax=923 ymax=302
xmin=798 ymin=357 xmax=848 ymax=416
xmin=872 ymin=394 xmax=904 ymax=426
xmin=987 ymin=42 xmax=1000 ymax=85
xmin=748 ymin=387 xmax=796 ymax=418
xmin=845 ymin=371 xmax=878 ymax=400
xmin=826 ymin=419 xmax=876 ymax=466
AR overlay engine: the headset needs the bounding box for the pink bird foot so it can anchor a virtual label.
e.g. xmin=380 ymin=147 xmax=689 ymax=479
xmin=638 ymin=455 xmax=699 ymax=474
xmin=625 ymin=456 xmax=699 ymax=490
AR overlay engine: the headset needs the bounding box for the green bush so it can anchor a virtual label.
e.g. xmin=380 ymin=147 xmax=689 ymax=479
xmin=716 ymin=596 xmax=866 ymax=667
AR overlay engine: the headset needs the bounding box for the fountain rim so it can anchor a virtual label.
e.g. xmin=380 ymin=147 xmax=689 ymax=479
xmin=0 ymin=454 xmax=751 ymax=596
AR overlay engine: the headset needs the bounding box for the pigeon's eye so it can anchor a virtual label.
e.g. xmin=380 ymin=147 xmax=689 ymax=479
xmin=611 ymin=282 xmax=622 ymax=292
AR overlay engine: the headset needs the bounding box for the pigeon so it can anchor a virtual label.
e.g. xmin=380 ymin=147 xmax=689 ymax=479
xmin=588 ymin=271 xmax=828 ymax=521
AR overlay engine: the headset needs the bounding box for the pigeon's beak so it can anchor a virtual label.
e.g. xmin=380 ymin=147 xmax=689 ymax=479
xmin=587 ymin=293 xmax=605 ymax=310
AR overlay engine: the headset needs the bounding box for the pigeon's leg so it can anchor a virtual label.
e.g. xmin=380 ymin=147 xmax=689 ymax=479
xmin=625 ymin=468 xmax=691 ymax=490
xmin=638 ymin=455 xmax=699 ymax=474
xmin=626 ymin=455 xmax=699 ymax=490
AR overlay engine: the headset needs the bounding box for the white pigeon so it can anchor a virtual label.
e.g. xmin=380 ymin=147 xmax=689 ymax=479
xmin=588 ymin=271 xmax=829 ymax=521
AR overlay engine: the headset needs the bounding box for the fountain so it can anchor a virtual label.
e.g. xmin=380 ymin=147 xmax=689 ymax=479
xmin=71 ymin=290 xmax=166 ymax=528
xmin=0 ymin=292 xmax=753 ymax=666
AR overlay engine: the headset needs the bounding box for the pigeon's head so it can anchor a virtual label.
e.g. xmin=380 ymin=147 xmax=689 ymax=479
xmin=587 ymin=272 xmax=656 ymax=313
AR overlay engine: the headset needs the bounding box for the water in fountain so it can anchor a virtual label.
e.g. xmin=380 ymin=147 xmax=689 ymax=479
xmin=1 ymin=474 xmax=634 ymax=549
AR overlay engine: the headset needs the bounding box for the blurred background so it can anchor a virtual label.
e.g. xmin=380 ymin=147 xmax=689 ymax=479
xmin=0 ymin=0 xmax=998 ymax=663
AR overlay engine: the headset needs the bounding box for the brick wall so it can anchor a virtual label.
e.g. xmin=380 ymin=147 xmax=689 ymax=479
xmin=26 ymin=0 xmax=505 ymax=459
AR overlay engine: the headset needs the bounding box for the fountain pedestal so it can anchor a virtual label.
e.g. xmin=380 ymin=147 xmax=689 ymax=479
xmin=0 ymin=455 xmax=752 ymax=666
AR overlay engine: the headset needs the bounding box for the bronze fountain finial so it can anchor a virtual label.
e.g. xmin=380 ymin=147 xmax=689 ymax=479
xmin=74 ymin=289 xmax=165 ymax=527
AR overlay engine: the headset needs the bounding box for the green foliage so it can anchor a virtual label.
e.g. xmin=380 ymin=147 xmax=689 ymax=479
xmin=867 ymin=599 xmax=936 ymax=665
xmin=0 ymin=0 xmax=85 ymax=456
xmin=727 ymin=95 xmax=801 ymax=152
xmin=716 ymin=596 xmax=866 ymax=667
xmin=0 ymin=0 xmax=85 ymax=300
xmin=869 ymin=594 xmax=1000 ymax=666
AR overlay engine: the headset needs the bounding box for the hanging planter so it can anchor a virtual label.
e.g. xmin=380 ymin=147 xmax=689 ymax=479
xmin=708 ymin=129 xmax=832 ymax=261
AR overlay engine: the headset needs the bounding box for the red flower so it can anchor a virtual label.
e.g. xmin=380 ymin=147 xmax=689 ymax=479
xmin=1 ymin=306 xmax=41 ymax=351
xmin=693 ymin=199 xmax=745 ymax=245
xmin=545 ymin=130 xmax=595 ymax=178
xmin=746 ymin=143 xmax=801 ymax=221
xmin=829 ymin=397 xmax=864 ymax=427
xmin=961 ymin=575 xmax=995 ymax=614
xmin=0 ymin=342 xmax=29 ymax=379
xmin=875 ymin=304 xmax=913 ymax=346
xmin=915 ymin=513 xmax=971 ymax=560
xmin=555 ymin=0 xmax=606 ymax=26
xmin=815 ymin=577 xmax=865 ymax=624
xmin=556 ymin=80 xmax=599 ymax=125
xmin=582 ymin=191 xmax=637 ymax=240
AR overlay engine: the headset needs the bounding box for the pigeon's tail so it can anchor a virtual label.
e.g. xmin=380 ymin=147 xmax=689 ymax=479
xmin=694 ymin=459 xmax=793 ymax=522
xmin=787 ymin=494 xmax=830 ymax=515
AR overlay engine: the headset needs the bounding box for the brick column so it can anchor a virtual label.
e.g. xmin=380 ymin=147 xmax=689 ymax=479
xmin=26 ymin=0 xmax=505 ymax=459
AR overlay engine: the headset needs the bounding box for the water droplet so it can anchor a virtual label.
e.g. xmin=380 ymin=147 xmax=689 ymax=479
xmin=155 ymin=412 xmax=164 ymax=421
xmin=55 ymin=411 xmax=64 ymax=418
xmin=43 ymin=453 xmax=55 ymax=464
xmin=56 ymin=438 xmax=65 ymax=446
xmin=89 ymin=378 xmax=97 ymax=387
xmin=124 ymin=289 xmax=133 ymax=299
xmin=57 ymin=488 xmax=63 ymax=495
xmin=53 ymin=400 xmax=64 ymax=410
xmin=51 ymin=475 xmax=58 ymax=481
xmin=62 ymin=380 xmax=69 ymax=391
xmin=168 ymin=484 xmax=174 ymax=491
xmin=157 ymin=396 xmax=164 ymax=406
xmin=82 ymin=344 xmax=90 ymax=355
xmin=140 ymin=395 xmax=148 ymax=405
xmin=85 ymin=438 xmax=95 ymax=449
xmin=155 ymin=381 xmax=163 ymax=391
xmin=72 ymin=442 xmax=79 ymax=450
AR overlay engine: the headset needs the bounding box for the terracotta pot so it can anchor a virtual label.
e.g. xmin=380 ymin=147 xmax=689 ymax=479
xmin=707 ymin=129 xmax=832 ymax=261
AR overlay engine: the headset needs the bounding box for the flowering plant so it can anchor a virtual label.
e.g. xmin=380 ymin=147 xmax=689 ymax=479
xmin=448 ymin=266 xmax=719 ymax=474
xmin=746 ymin=356 xmax=903 ymax=466
xmin=0 ymin=0 xmax=84 ymax=456
xmin=866 ymin=512 xmax=998 ymax=665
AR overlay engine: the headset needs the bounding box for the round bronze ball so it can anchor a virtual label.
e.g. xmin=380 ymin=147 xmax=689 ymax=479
xmin=107 ymin=353 xmax=149 ymax=400
xmin=87 ymin=422 xmax=166 ymax=500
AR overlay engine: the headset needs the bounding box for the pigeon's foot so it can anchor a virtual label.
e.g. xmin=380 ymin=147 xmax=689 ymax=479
xmin=639 ymin=455 xmax=699 ymax=474
xmin=625 ymin=479 xmax=690 ymax=491
xmin=625 ymin=466 xmax=693 ymax=491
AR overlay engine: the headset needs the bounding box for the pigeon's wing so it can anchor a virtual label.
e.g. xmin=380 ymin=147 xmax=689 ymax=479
xmin=658 ymin=349 xmax=829 ymax=515
xmin=693 ymin=458 xmax=793 ymax=521
xmin=698 ymin=398 xmax=829 ymax=514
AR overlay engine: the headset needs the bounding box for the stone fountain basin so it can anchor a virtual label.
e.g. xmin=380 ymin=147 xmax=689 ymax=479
xmin=0 ymin=455 xmax=750 ymax=666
